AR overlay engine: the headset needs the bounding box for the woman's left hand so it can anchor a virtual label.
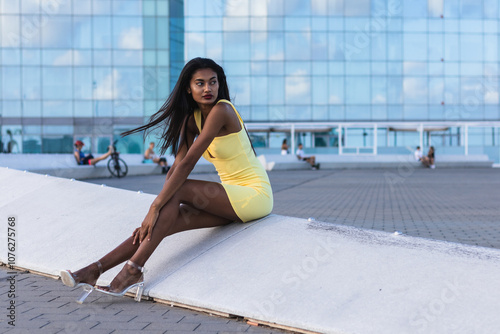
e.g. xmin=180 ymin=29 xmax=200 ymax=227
xmin=132 ymin=207 xmax=160 ymax=244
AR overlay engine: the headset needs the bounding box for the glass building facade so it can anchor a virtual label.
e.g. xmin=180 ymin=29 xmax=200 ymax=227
xmin=0 ymin=0 xmax=183 ymax=154
xmin=1 ymin=0 xmax=500 ymax=161
xmin=185 ymin=0 xmax=500 ymax=160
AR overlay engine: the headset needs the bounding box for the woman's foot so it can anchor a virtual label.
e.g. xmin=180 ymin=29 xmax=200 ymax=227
xmin=98 ymin=261 xmax=143 ymax=293
xmin=62 ymin=261 xmax=102 ymax=287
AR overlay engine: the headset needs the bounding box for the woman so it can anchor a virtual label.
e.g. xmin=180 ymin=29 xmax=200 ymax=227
xmin=74 ymin=140 xmax=114 ymax=166
xmin=60 ymin=58 xmax=273 ymax=302
xmin=143 ymin=141 xmax=169 ymax=174
xmin=281 ymin=138 xmax=289 ymax=155
xmin=427 ymin=146 xmax=435 ymax=169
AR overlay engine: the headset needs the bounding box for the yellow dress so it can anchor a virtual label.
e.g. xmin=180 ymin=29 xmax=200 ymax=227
xmin=193 ymin=99 xmax=273 ymax=223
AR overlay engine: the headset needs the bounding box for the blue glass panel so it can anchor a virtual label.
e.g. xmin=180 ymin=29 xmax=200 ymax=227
xmin=387 ymin=62 xmax=403 ymax=75
xmin=1 ymin=15 xmax=20 ymax=48
xmin=227 ymin=75 xmax=250 ymax=105
xmin=372 ymin=76 xmax=387 ymax=104
xmin=285 ymin=75 xmax=311 ymax=104
xmin=484 ymin=34 xmax=497 ymax=61
xmin=484 ymin=106 xmax=499 ymax=119
xmin=93 ymin=50 xmax=112 ymax=66
xmin=268 ymin=76 xmax=285 ymax=104
xmin=460 ymin=34 xmax=483 ymax=61
xmin=74 ymin=0 xmax=92 ymax=14
xmin=346 ymin=77 xmax=370 ymax=104
xmin=142 ymin=0 xmax=155 ymax=16
xmin=312 ymin=17 xmax=327 ymax=31
xmin=224 ymin=17 xmax=249 ymax=31
xmin=312 ymin=106 xmax=328 ymax=120
xmin=428 ymin=0 xmax=443 ymax=17
xmin=428 ymin=33 xmax=443 ymax=61
xmin=113 ymin=17 xmax=142 ymax=49
xmin=329 ymin=77 xmax=344 ymax=104
xmin=371 ymin=32 xmax=386 ymax=60
xmin=186 ymin=17 xmax=204 ymax=31
xmin=460 ymin=19 xmax=483 ymax=33
xmin=328 ymin=17 xmax=344 ymax=31
xmin=2 ymin=101 xmax=21 ymax=117
xmin=328 ymin=62 xmax=344 ymax=75
xmin=404 ymin=62 xmax=427 ymax=76
xmin=43 ymin=67 xmax=72 ymax=100
xmin=484 ymin=20 xmax=498 ymax=33
xmin=22 ymin=67 xmax=41 ymax=99
xmin=404 ymin=19 xmax=427 ymax=32
xmin=225 ymin=61 xmax=250 ymax=75
xmin=483 ymin=76 xmax=498 ymax=104
xmin=312 ymin=76 xmax=328 ymax=105
xmin=223 ymin=32 xmax=250 ymax=60
xmin=387 ymin=105 xmax=403 ymax=120
xmin=429 ymin=106 xmax=444 ymax=120
xmin=387 ymin=76 xmax=403 ymax=104
xmin=444 ymin=77 xmax=459 ymax=104
xmin=285 ymin=32 xmax=311 ymax=60
xmin=186 ymin=0 xmax=204 ymax=16
xmin=387 ymin=33 xmax=402 ymax=60
xmin=206 ymin=17 xmax=222 ymax=31
xmin=2 ymin=49 xmax=21 ymax=65
xmin=444 ymin=0 xmax=459 ymax=18
xmin=404 ymin=105 xmax=428 ymax=120
xmin=206 ymin=32 xmax=222 ymax=60
xmin=267 ymin=0 xmax=284 ymax=15
xmin=251 ymin=0 xmax=267 ymax=16
xmin=403 ymin=77 xmax=427 ymax=104
xmin=403 ymin=0 xmax=427 ymax=17
xmin=444 ymin=62 xmax=459 ymax=75
xmin=387 ymin=18 xmax=402 ymax=32
xmin=112 ymin=0 xmax=141 ymax=15
xmin=286 ymin=105 xmax=311 ymax=121
xmin=94 ymin=100 xmax=112 ymax=117
xmin=311 ymin=32 xmax=327 ymax=60
xmin=371 ymin=0 xmax=386 ymax=15
xmin=329 ymin=105 xmax=344 ymax=120
xmin=93 ymin=0 xmax=111 ymax=14
xmin=42 ymin=100 xmax=72 ymax=117
xmin=21 ymin=49 xmax=40 ymax=65
xmin=156 ymin=17 xmax=168 ymax=49
xmin=186 ymin=32 xmax=205 ymax=60
xmin=93 ymin=17 xmax=112 ymax=48
xmin=73 ymin=16 xmax=92 ymax=49
xmin=74 ymin=101 xmax=93 ymax=117
xmin=73 ymin=68 xmax=92 ymax=100
xmin=461 ymin=0 xmax=482 ymax=18
xmin=428 ymin=19 xmax=443 ymax=32
xmin=113 ymin=50 xmax=142 ymax=66
xmin=268 ymin=32 xmax=284 ymax=60
xmin=285 ymin=17 xmax=310 ymax=32
xmin=251 ymin=17 xmax=267 ymax=31
xmin=429 ymin=62 xmax=444 ymax=75
xmin=344 ymin=17 xmax=369 ymax=31
xmin=346 ymin=61 xmax=370 ymax=75
xmin=483 ymin=0 xmax=498 ymax=19
xmin=328 ymin=32 xmax=345 ymax=60
xmin=3 ymin=66 xmax=21 ymax=99
xmin=286 ymin=62 xmax=311 ymax=76
xmin=312 ymin=61 xmax=328 ymax=75
xmin=344 ymin=0 xmax=370 ymax=16
xmin=143 ymin=17 xmax=156 ymax=48
xmin=372 ymin=106 xmax=387 ymax=120
xmin=42 ymin=16 xmax=72 ymax=48
xmin=461 ymin=62 xmax=482 ymax=76
xmin=114 ymin=97 xmax=143 ymax=118
xmin=251 ymin=76 xmax=268 ymax=105
xmin=404 ymin=33 xmax=427 ymax=61
xmin=251 ymin=106 xmax=268 ymax=121
xmin=268 ymin=17 xmax=284 ymax=31
xmin=23 ymin=101 xmax=41 ymax=117
xmin=251 ymin=61 xmax=267 ymax=75
xmin=21 ymin=0 xmax=39 ymax=13
xmin=284 ymin=0 xmax=311 ymax=16
xmin=269 ymin=106 xmax=285 ymax=120
xmin=444 ymin=33 xmax=459 ymax=61
xmin=328 ymin=0 xmax=344 ymax=16
xmin=344 ymin=32 xmax=370 ymax=61
xmin=484 ymin=63 xmax=498 ymax=76
xmin=429 ymin=77 xmax=444 ymax=104
xmin=346 ymin=106 xmax=370 ymax=120
xmin=371 ymin=61 xmax=386 ymax=75
xmin=268 ymin=61 xmax=284 ymax=75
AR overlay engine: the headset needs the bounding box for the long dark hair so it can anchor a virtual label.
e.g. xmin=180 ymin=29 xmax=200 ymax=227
xmin=121 ymin=58 xmax=230 ymax=156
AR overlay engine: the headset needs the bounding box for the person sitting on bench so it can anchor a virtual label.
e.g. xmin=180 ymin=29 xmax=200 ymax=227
xmin=296 ymin=143 xmax=320 ymax=170
xmin=74 ymin=140 xmax=113 ymax=166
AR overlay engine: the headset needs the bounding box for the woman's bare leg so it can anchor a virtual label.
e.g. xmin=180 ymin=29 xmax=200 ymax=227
xmin=99 ymin=179 xmax=239 ymax=292
xmin=89 ymin=147 xmax=113 ymax=165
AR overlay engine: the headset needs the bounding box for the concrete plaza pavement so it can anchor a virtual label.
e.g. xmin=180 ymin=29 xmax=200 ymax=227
xmin=87 ymin=167 xmax=500 ymax=249
xmin=2 ymin=167 xmax=499 ymax=334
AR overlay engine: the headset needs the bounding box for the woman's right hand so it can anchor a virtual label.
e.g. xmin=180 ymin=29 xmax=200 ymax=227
xmin=132 ymin=207 xmax=160 ymax=244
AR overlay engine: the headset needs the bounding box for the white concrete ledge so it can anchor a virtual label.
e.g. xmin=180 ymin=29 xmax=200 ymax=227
xmin=1 ymin=167 xmax=499 ymax=334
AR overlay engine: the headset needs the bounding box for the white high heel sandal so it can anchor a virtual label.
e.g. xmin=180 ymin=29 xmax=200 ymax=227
xmin=60 ymin=261 xmax=103 ymax=304
xmin=95 ymin=260 xmax=145 ymax=302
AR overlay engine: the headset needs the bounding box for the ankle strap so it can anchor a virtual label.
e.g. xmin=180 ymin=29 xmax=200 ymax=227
xmin=127 ymin=260 xmax=144 ymax=273
xmin=95 ymin=261 xmax=103 ymax=275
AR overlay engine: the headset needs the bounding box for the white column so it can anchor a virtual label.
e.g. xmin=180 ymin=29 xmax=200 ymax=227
xmin=290 ymin=123 xmax=296 ymax=156
xmin=419 ymin=123 xmax=424 ymax=150
xmin=338 ymin=124 xmax=343 ymax=155
xmin=373 ymin=123 xmax=378 ymax=155
xmin=464 ymin=124 xmax=469 ymax=156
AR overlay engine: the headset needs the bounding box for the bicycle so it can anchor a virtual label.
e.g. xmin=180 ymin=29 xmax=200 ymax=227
xmin=107 ymin=140 xmax=128 ymax=178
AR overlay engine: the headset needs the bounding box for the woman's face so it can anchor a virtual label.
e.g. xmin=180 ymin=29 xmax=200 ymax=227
xmin=187 ymin=68 xmax=219 ymax=107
